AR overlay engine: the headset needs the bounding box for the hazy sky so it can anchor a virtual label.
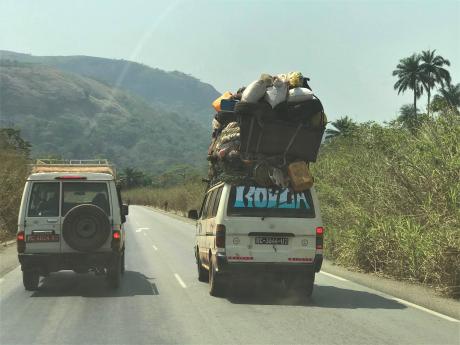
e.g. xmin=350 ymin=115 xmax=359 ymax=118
xmin=1 ymin=0 xmax=459 ymax=123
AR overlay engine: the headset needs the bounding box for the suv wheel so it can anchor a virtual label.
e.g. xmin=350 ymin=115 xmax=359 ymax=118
xmin=23 ymin=270 xmax=39 ymax=291
xmin=209 ymin=258 xmax=225 ymax=297
xmin=107 ymin=255 xmax=122 ymax=288
xmin=197 ymin=252 xmax=208 ymax=283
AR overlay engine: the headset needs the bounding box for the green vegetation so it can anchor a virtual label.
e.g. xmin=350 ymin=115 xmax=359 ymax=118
xmin=0 ymin=129 xmax=30 ymax=242
xmin=0 ymin=63 xmax=209 ymax=174
xmin=313 ymin=108 xmax=459 ymax=297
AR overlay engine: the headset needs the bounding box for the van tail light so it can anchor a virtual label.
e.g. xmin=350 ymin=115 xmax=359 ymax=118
xmin=215 ymin=224 xmax=226 ymax=249
xmin=316 ymin=227 xmax=324 ymax=250
xmin=17 ymin=231 xmax=26 ymax=253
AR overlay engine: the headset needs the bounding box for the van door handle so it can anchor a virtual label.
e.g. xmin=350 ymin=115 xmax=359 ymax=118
xmin=47 ymin=219 xmax=58 ymax=223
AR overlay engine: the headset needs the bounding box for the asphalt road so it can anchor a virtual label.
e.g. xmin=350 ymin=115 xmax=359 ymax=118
xmin=0 ymin=206 xmax=458 ymax=345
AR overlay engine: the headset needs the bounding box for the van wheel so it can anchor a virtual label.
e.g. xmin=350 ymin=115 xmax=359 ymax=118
xmin=209 ymin=259 xmax=226 ymax=297
xmin=23 ymin=270 xmax=40 ymax=291
xmin=197 ymin=255 xmax=208 ymax=282
xmin=107 ymin=255 xmax=122 ymax=288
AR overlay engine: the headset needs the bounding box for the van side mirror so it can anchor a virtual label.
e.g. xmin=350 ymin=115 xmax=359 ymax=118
xmin=122 ymin=204 xmax=129 ymax=216
xmin=188 ymin=210 xmax=198 ymax=220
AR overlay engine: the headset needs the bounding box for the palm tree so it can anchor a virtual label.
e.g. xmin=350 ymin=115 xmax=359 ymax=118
xmin=420 ymin=50 xmax=451 ymax=115
xmin=432 ymin=83 xmax=460 ymax=113
xmin=392 ymin=54 xmax=424 ymax=115
xmin=325 ymin=116 xmax=357 ymax=139
xmin=397 ymin=104 xmax=420 ymax=130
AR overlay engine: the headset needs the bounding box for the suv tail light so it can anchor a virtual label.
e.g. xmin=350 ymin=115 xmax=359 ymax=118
xmin=316 ymin=227 xmax=324 ymax=250
xmin=111 ymin=230 xmax=121 ymax=250
xmin=215 ymin=224 xmax=226 ymax=249
xmin=17 ymin=231 xmax=26 ymax=253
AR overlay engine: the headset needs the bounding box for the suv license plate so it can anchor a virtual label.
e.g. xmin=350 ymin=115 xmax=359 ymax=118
xmin=255 ymin=237 xmax=288 ymax=245
xmin=27 ymin=234 xmax=60 ymax=242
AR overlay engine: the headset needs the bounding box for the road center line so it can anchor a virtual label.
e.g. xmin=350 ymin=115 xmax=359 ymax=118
xmin=174 ymin=273 xmax=187 ymax=288
xmin=152 ymin=245 xmax=158 ymax=251
xmin=320 ymin=271 xmax=348 ymax=282
xmin=391 ymin=297 xmax=459 ymax=323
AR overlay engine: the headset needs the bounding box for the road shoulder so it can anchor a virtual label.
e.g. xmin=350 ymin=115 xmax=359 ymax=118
xmin=0 ymin=242 xmax=19 ymax=278
xmin=143 ymin=205 xmax=460 ymax=321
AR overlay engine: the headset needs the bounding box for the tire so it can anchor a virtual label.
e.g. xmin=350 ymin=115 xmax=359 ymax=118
xmin=62 ymin=204 xmax=110 ymax=252
xmin=23 ymin=270 xmax=39 ymax=291
xmin=107 ymin=255 xmax=122 ymax=288
xmin=197 ymin=252 xmax=208 ymax=283
xmin=209 ymin=258 xmax=226 ymax=297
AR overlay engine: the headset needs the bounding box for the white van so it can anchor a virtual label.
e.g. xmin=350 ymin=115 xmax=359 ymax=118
xmin=16 ymin=160 xmax=128 ymax=290
xmin=190 ymin=182 xmax=324 ymax=297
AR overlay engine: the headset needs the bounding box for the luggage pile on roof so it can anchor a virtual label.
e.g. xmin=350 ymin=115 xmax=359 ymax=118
xmin=208 ymin=72 xmax=327 ymax=191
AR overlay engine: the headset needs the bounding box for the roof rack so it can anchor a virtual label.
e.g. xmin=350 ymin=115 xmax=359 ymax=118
xmin=31 ymin=159 xmax=116 ymax=177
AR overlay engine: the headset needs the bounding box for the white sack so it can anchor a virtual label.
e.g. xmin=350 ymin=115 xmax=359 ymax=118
xmin=241 ymin=80 xmax=267 ymax=103
xmin=264 ymin=78 xmax=288 ymax=108
xmin=287 ymin=87 xmax=314 ymax=103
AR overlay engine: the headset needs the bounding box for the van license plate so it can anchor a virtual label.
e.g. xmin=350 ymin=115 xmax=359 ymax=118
xmin=255 ymin=237 xmax=288 ymax=245
xmin=27 ymin=234 xmax=60 ymax=242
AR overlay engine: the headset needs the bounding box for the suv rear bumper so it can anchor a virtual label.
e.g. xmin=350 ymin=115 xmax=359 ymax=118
xmin=18 ymin=252 xmax=120 ymax=274
xmin=216 ymin=253 xmax=323 ymax=276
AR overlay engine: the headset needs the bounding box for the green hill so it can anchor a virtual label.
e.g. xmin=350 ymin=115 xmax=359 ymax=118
xmin=0 ymin=50 xmax=220 ymax=126
xmin=0 ymin=61 xmax=209 ymax=174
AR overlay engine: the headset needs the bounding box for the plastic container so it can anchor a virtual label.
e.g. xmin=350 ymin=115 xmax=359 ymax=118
xmin=288 ymin=161 xmax=313 ymax=192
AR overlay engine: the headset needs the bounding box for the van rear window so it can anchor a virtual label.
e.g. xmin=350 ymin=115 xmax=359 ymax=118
xmin=227 ymin=186 xmax=315 ymax=218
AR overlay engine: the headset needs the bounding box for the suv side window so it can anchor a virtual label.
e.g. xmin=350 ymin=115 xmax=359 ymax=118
xmin=211 ymin=187 xmax=223 ymax=218
xmin=27 ymin=182 xmax=60 ymax=217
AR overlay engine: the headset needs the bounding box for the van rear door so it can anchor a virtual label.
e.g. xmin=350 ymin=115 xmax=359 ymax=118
xmin=24 ymin=182 xmax=61 ymax=254
xmin=224 ymin=186 xmax=320 ymax=263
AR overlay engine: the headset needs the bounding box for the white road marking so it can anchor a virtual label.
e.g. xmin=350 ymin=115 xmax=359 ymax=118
xmin=392 ymin=297 xmax=459 ymax=323
xmin=136 ymin=227 xmax=150 ymax=233
xmin=320 ymin=271 xmax=348 ymax=282
xmin=174 ymin=273 xmax=187 ymax=288
xmin=320 ymin=271 xmax=459 ymax=323
xmin=152 ymin=245 xmax=158 ymax=251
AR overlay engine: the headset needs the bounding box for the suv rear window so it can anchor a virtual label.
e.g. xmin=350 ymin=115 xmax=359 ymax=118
xmin=227 ymin=186 xmax=315 ymax=218
xmin=27 ymin=182 xmax=60 ymax=217
xmin=62 ymin=182 xmax=110 ymax=216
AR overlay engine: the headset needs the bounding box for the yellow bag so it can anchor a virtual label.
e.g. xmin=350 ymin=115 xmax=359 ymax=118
xmin=288 ymin=161 xmax=314 ymax=192
xmin=212 ymin=91 xmax=233 ymax=112
xmin=288 ymin=71 xmax=304 ymax=88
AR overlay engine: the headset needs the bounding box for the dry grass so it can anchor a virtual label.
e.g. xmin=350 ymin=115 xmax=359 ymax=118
xmin=0 ymin=149 xmax=29 ymax=242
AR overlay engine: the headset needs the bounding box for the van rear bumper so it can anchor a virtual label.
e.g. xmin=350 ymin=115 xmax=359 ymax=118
xmin=216 ymin=253 xmax=323 ymax=275
xmin=18 ymin=252 xmax=119 ymax=274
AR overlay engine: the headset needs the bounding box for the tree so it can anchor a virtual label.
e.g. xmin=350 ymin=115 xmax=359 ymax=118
xmin=432 ymin=83 xmax=460 ymax=114
xmin=420 ymin=50 xmax=451 ymax=115
xmin=392 ymin=54 xmax=424 ymax=116
xmin=396 ymin=104 xmax=423 ymax=132
xmin=325 ymin=116 xmax=357 ymax=139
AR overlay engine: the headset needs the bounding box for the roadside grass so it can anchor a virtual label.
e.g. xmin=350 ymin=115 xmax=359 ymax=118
xmin=122 ymin=178 xmax=206 ymax=216
xmin=0 ymin=149 xmax=28 ymax=242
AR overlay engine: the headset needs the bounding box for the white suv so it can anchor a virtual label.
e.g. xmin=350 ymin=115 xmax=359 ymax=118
xmin=16 ymin=160 xmax=128 ymax=290
xmin=190 ymin=182 xmax=324 ymax=297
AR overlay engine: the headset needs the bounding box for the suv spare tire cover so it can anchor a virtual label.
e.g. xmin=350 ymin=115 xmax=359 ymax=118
xmin=62 ymin=204 xmax=110 ymax=252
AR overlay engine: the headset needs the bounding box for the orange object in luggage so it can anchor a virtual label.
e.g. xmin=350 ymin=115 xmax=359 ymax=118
xmin=288 ymin=161 xmax=314 ymax=192
xmin=212 ymin=91 xmax=233 ymax=112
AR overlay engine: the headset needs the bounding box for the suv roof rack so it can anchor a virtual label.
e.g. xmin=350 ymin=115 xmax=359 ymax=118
xmin=31 ymin=159 xmax=116 ymax=177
